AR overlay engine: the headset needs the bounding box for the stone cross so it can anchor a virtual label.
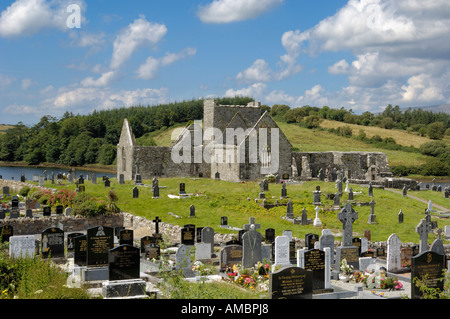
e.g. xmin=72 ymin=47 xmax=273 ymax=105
xmin=153 ymin=216 xmax=162 ymax=234
xmin=244 ymin=217 xmax=261 ymax=231
xmin=415 ymin=218 xmax=432 ymax=253
xmin=337 ymin=204 xmax=358 ymax=247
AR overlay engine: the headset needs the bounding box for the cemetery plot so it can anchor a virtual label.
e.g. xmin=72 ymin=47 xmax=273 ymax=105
xmin=411 ymin=251 xmax=446 ymax=299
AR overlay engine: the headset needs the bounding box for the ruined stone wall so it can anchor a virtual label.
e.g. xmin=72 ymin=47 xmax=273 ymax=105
xmin=293 ymin=151 xmax=391 ymax=181
xmin=133 ymin=146 xmax=211 ymax=180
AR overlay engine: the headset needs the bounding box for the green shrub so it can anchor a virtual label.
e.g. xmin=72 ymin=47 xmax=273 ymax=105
xmin=18 ymin=186 xmax=31 ymax=197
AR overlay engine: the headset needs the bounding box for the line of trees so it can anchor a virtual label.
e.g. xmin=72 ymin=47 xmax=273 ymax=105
xmin=0 ymin=97 xmax=254 ymax=167
xmin=273 ymin=104 xmax=450 ymax=140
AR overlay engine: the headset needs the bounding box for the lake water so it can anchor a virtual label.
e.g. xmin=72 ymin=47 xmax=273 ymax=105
xmin=0 ymin=165 xmax=116 ymax=182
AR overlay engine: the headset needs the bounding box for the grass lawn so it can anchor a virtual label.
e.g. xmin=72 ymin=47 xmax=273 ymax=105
xmin=43 ymin=177 xmax=450 ymax=246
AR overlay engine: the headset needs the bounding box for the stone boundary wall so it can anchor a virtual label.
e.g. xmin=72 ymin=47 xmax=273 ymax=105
xmin=0 ymin=179 xmax=37 ymax=194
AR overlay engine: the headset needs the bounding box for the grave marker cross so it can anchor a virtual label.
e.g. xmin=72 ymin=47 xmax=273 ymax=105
xmin=153 ymin=216 xmax=162 ymax=234
xmin=416 ymin=218 xmax=432 ymax=253
xmin=337 ymin=204 xmax=358 ymax=247
xmin=243 ymin=217 xmax=261 ymax=231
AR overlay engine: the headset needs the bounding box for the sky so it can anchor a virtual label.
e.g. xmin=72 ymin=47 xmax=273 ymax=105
xmin=0 ymin=0 xmax=449 ymax=126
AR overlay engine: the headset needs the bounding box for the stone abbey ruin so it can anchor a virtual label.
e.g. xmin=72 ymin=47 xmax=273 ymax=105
xmin=117 ymin=99 xmax=412 ymax=188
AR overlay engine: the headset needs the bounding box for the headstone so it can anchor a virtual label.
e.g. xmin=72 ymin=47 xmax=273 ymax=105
xmin=74 ymin=234 xmax=87 ymax=266
xmin=312 ymin=190 xmax=321 ymax=205
xmin=286 ymin=200 xmax=294 ymax=219
xmin=335 ymin=204 xmax=359 ymax=270
xmin=119 ymin=229 xmax=134 ymax=246
xmin=352 ymin=237 xmax=362 ymax=255
xmin=269 ymin=266 xmax=313 ymax=299
xmin=301 ymin=208 xmax=310 ymax=226
xmin=25 ymin=209 xmax=33 ymax=218
xmin=39 ymin=176 xmax=45 ymax=187
xmin=221 ymin=216 xmax=228 ymax=227
xmin=179 ymin=183 xmax=186 ymax=195
xmin=305 ymin=233 xmax=319 ymax=250
xmin=201 ymin=227 xmax=215 ymax=254
xmin=348 ymin=188 xmax=354 ymax=201
xmin=220 ymin=245 xmax=243 ymax=271
xmin=337 ymin=204 xmax=358 ymax=247
xmin=0 ymin=225 xmax=13 ymax=242
xmin=43 ymin=206 xmax=51 ymax=217
xmin=398 ymin=209 xmax=404 ymax=223
xmin=104 ymin=178 xmax=110 ymax=188
xmin=272 ymin=236 xmax=291 ymax=270
xmin=416 ymin=218 xmax=432 ymax=253
xmin=333 ymin=192 xmax=340 ymax=209
xmin=175 ymin=244 xmax=195 ymax=277
xmin=313 ymin=206 xmax=322 ymax=227
xmin=132 ymin=187 xmax=139 ymax=199
xmin=387 ymin=234 xmax=402 ymax=273
xmin=119 ymin=174 xmax=125 ymax=184
xmin=319 ymin=229 xmax=335 ymax=264
xmin=9 ymin=235 xmax=35 ymax=259
xmin=41 ymin=227 xmax=65 ymax=258
xmin=91 ymin=173 xmax=97 ymax=184
xmin=108 ymin=244 xmax=140 ymax=281
xmin=336 ymin=180 xmax=343 ymax=194
xmin=411 ymin=251 xmax=445 ymax=299
xmin=67 ymin=232 xmax=84 ymax=251
xmin=87 ymin=226 xmax=114 ymax=267
xmin=55 ymin=205 xmax=64 ymax=215
xmin=181 ymin=224 xmax=195 ymax=246
xmin=303 ymin=249 xmax=327 ymax=292
xmin=368 ymin=199 xmax=377 ymax=224
xmin=242 ymin=217 xmax=262 ymax=268
xmin=195 ymin=242 xmax=211 ymax=260
xmin=281 ymin=183 xmax=287 ymax=198
xmin=368 ymin=182 xmax=373 ymax=197
xmin=265 ymin=228 xmax=275 ymax=244
xmin=189 ymin=205 xmax=196 ymax=218
xmin=402 ymin=184 xmax=407 ymax=196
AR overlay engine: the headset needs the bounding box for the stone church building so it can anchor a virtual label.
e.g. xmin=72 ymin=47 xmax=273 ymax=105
xmin=117 ymin=99 xmax=394 ymax=184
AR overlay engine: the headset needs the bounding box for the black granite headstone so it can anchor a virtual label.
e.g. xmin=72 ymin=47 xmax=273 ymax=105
xmin=87 ymin=226 xmax=114 ymax=267
xmin=108 ymin=244 xmax=140 ymax=281
xmin=270 ymin=266 xmax=313 ymax=299
xmin=41 ymin=227 xmax=65 ymax=258
xmin=411 ymin=250 xmax=445 ymax=299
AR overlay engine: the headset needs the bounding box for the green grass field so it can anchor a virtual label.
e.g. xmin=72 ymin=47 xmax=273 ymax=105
xmin=42 ymin=177 xmax=450 ymax=246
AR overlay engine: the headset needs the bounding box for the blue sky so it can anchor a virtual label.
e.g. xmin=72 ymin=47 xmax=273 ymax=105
xmin=1 ymin=0 xmax=449 ymax=125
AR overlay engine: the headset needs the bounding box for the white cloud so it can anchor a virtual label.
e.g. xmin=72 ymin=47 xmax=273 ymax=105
xmin=197 ymin=0 xmax=284 ymax=24
xmin=3 ymin=104 xmax=40 ymax=115
xmin=0 ymin=74 xmax=14 ymax=89
xmin=0 ymin=0 xmax=86 ymax=37
xmin=328 ymin=59 xmax=350 ymax=75
xmin=136 ymin=48 xmax=197 ymax=80
xmin=224 ymin=83 xmax=268 ymax=99
xmin=80 ymin=71 xmax=118 ymax=88
xmin=69 ymin=31 xmax=106 ymax=48
xmin=269 ymin=0 xmax=450 ymax=109
xmin=236 ymin=59 xmax=272 ymax=84
xmin=110 ymin=16 xmax=167 ymax=70
xmin=44 ymin=86 xmax=169 ymax=112
xmin=21 ymin=78 xmax=33 ymax=90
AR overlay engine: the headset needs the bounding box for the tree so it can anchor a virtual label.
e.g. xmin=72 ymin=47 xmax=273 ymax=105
xmin=427 ymin=122 xmax=446 ymax=140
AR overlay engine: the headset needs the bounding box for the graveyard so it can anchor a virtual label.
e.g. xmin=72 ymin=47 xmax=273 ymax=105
xmin=0 ymin=173 xmax=449 ymax=301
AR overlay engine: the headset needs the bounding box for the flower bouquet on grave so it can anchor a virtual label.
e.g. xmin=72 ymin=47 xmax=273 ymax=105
xmin=192 ymin=261 xmax=212 ymax=277
xmin=339 ymin=259 xmax=354 ymax=281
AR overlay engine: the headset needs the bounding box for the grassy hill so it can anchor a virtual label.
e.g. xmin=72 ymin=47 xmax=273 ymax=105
xmin=0 ymin=124 xmax=14 ymax=134
xmin=143 ymin=119 xmax=440 ymax=168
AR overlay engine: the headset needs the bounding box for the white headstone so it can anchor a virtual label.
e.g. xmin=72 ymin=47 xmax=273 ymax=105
xmin=9 ymin=235 xmax=35 ymax=259
xmin=273 ymin=236 xmax=291 ymax=271
xmin=195 ymin=242 xmax=211 ymax=260
xmin=387 ymin=234 xmax=402 ymax=273
xmin=313 ymin=206 xmax=322 ymax=227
